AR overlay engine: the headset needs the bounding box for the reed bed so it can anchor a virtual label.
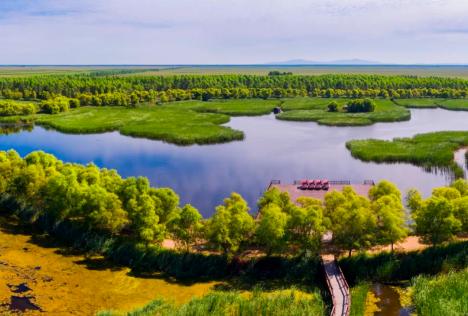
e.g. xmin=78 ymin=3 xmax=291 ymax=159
xmin=412 ymin=269 xmax=468 ymax=316
xmin=97 ymin=289 xmax=326 ymax=316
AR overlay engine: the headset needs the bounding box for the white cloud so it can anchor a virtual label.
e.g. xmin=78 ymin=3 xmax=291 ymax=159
xmin=0 ymin=0 xmax=468 ymax=64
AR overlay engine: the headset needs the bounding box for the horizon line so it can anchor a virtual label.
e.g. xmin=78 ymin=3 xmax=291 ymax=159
xmin=2 ymin=63 xmax=468 ymax=67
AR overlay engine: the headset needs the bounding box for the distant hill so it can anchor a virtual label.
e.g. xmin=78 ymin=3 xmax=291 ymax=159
xmin=267 ymin=58 xmax=381 ymax=65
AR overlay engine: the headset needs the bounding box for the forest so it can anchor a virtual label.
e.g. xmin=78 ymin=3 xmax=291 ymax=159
xmin=1 ymin=74 xmax=468 ymax=106
xmin=1 ymin=150 xmax=466 ymax=264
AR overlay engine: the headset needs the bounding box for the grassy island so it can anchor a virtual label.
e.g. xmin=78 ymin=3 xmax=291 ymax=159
xmin=277 ymin=98 xmax=410 ymax=126
xmin=346 ymin=131 xmax=468 ymax=177
xmin=394 ymin=98 xmax=468 ymax=111
xmin=11 ymin=106 xmax=244 ymax=145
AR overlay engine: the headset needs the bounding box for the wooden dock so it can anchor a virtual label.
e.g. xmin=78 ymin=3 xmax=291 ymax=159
xmin=268 ymin=179 xmax=374 ymax=202
xmin=322 ymin=255 xmax=351 ymax=316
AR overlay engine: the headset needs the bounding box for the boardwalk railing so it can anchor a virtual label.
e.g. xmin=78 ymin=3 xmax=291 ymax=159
xmin=335 ymin=259 xmax=351 ymax=316
xmin=268 ymin=179 xmax=281 ymax=189
xmin=284 ymin=179 xmax=376 ymax=186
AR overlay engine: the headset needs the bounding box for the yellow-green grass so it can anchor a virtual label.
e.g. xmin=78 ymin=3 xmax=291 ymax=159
xmin=166 ymin=99 xmax=281 ymax=116
xmin=346 ymin=131 xmax=468 ymax=177
xmin=98 ymin=289 xmax=326 ymax=316
xmin=412 ymin=269 xmax=468 ymax=316
xmin=33 ymin=106 xmax=244 ymax=145
xmin=277 ymin=98 xmax=410 ymax=126
xmin=0 ymin=216 xmax=217 ymax=315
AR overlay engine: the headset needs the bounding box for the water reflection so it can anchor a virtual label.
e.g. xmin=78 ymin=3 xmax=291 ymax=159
xmin=0 ymin=124 xmax=33 ymax=135
xmin=372 ymin=283 xmax=412 ymax=316
xmin=1 ymin=108 xmax=468 ymax=216
xmin=454 ymin=148 xmax=468 ymax=179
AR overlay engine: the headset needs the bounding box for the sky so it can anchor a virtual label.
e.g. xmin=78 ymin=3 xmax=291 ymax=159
xmin=1 ymin=0 xmax=468 ymax=64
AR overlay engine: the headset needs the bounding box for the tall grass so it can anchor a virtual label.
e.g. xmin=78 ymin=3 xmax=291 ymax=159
xmin=346 ymin=131 xmax=468 ymax=178
xmin=349 ymin=283 xmax=371 ymax=316
xmin=412 ymin=269 xmax=468 ymax=316
xmin=97 ymin=289 xmax=326 ymax=316
xmin=339 ymin=241 xmax=467 ymax=284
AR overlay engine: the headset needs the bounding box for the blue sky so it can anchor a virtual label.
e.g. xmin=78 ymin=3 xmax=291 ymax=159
xmin=1 ymin=0 xmax=468 ymax=64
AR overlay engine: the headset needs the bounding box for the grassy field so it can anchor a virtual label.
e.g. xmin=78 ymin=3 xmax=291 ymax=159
xmin=438 ymin=99 xmax=468 ymax=111
xmin=145 ymin=65 xmax=468 ymax=78
xmin=394 ymin=98 xmax=468 ymax=110
xmin=34 ymin=106 xmax=244 ymax=145
xmin=167 ymin=99 xmax=281 ymax=116
xmin=98 ymin=289 xmax=326 ymax=316
xmin=3 ymin=65 xmax=468 ymax=78
xmin=277 ymin=98 xmax=410 ymax=126
xmin=412 ymin=269 xmax=467 ymax=316
xmin=393 ymin=98 xmax=443 ymax=108
xmin=346 ymin=131 xmax=468 ymax=176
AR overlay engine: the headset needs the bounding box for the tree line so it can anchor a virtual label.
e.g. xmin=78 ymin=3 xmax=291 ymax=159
xmin=1 ymin=74 xmax=467 ymax=103
xmin=1 ymin=150 xmax=465 ymax=260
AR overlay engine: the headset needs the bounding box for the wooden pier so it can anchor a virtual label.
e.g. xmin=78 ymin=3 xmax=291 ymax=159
xmin=268 ymin=179 xmax=375 ymax=202
xmin=322 ymin=255 xmax=351 ymax=316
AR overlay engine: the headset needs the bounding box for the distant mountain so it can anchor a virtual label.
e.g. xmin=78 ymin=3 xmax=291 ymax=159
xmin=267 ymin=58 xmax=381 ymax=65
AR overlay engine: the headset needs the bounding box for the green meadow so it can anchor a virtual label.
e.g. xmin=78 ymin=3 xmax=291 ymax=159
xmin=35 ymin=106 xmax=244 ymax=145
xmin=277 ymin=98 xmax=411 ymax=126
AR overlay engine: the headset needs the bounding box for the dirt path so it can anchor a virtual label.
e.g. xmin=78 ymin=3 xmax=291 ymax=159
xmin=0 ymin=219 xmax=216 ymax=315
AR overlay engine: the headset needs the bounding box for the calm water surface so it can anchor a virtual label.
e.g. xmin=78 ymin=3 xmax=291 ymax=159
xmin=1 ymin=108 xmax=467 ymax=216
xmin=372 ymin=283 xmax=412 ymax=316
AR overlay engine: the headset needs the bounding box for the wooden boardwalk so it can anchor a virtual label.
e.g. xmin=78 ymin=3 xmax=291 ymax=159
xmin=268 ymin=180 xmax=374 ymax=203
xmin=322 ymin=255 xmax=351 ymax=316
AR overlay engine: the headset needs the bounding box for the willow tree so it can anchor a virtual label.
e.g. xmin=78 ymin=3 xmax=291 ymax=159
xmin=369 ymin=181 xmax=408 ymax=252
xmin=207 ymin=193 xmax=254 ymax=257
xmin=324 ymin=186 xmax=376 ymax=256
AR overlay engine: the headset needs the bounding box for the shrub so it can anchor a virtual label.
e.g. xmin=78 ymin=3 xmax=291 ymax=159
xmin=346 ymin=98 xmax=376 ymax=113
xmin=40 ymin=96 xmax=71 ymax=114
xmin=327 ymin=101 xmax=339 ymax=112
xmin=0 ymin=100 xmax=37 ymax=116
xmin=339 ymin=241 xmax=468 ymax=284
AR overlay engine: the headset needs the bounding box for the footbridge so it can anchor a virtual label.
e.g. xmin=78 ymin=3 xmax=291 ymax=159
xmin=321 ymin=255 xmax=351 ymax=316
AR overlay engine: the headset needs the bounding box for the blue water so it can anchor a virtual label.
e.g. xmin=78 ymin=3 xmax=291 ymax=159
xmin=1 ymin=108 xmax=467 ymax=216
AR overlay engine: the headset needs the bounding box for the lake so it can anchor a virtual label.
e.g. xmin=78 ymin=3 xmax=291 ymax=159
xmin=1 ymin=108 xmax=467 ymax=216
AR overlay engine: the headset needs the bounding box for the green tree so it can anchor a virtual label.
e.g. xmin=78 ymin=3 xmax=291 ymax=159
xmin=451 ymin=179 xmax=468 ymax=196
xmin=82 ymin=185 xmax=129 ymax=234
xmin=324 ymin=186 xmax=376 ymax=256
xmin=372 ymin=195 xmax=408 ymax=251
xmin=412 ymin=197 xmax=461 ymax=245
xmin=369 ymin=180 xmax=401 ymax=201
xmin=256 ymin=204 xmax=288 ymax=254
xmin=369 ymin=181 xmax=408 ymax=251
xmin=287 ymin=197 xmax=326 ymax=254
xmin=207 ymin=193 xmax=254 ymax=256
xmin=169 ymin=204 xmax=203 ymax=251
xmin=406 ymin=189 xmax=423 ymax=212
xmin=257 ymin=187 xmax=294 ymax=213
